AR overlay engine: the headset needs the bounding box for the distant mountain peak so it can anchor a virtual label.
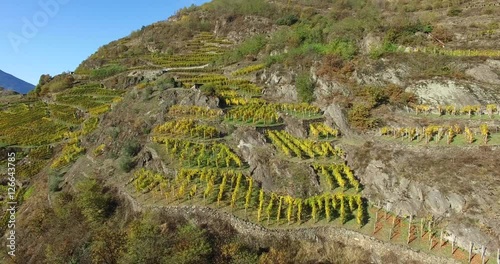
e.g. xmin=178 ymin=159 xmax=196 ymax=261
xmin=0 ymin=70 xmax=35 ymax=94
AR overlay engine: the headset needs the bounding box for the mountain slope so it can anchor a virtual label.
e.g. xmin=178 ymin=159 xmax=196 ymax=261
xmin=1 ymin=0 xmax=500 ymax=263
xmin=0 ymin=70 xmax=34 ymax=94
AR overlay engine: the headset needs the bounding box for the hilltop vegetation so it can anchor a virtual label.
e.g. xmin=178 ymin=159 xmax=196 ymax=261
xmin=1 ymin=0 xmax=500 ymax=263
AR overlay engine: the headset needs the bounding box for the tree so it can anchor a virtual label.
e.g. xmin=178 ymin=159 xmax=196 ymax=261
xmin=285 ymin=196 xmax=294 ymax=225
xmin=217 ymin=173 xmax=228 ymax=206
xmin=324 ymin=195 xmax=331 ymax=222
xmin=295 ymin=198 xmax=303 ymax=223
xmin=446 ymin=127 xmax=455 ymax=145
xmin=276 ymin=196 xmax=284 ymax=223
xmin=464 ymin=127 xmax=474 ymax=144
xmin=122 ymin=214 xmax=172 ymax=264
xmin=257 ymin=189 xmax=265 ymax=222
xmin=266 ymin=194 xmax=276 ymax=225
xmin=308 ymin=198 xmax=318 ymax=222
xmin=355 ymin=196 xmax=365 ymax=227
xmin=90 ymin=227 xmax=126 ymax=264
xmin=445 ymin=105 xmax=456 ymax=115
xmin=189 ymin=185 xmax=197 ymax=199
xmin=480 ymin=124 xmax=489 ymax=144
xmin=75 ymin=178 xmax=114 ymax=224
xmin=339 ymin=195 xmax=346 ymax=224
xmin=486 ymin=104 xmax=497 ymax=118
xmin=343 ymin=165 xmax=359 ymax=191
xmin=230 ymin=173 xmax=242 ymax=208
xmin=461 ymin=105 xmax=479 ymax=118
xmin=203 ymin=174 xmax=215 ymax=202
xmin=244 ymin=177 xmax=254 ymax=214
xmin=164 ymin=224 xmax=213 ymax=264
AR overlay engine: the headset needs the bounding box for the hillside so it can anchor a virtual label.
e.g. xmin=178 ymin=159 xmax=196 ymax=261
xmin=1 ymin=0 xmax=500 ymax=263
xmin=0 ymin=70 xmax=34 ymax=94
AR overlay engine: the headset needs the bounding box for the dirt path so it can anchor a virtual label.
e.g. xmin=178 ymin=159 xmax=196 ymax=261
xmin=162 ymin=63 xmax=210 ymax=72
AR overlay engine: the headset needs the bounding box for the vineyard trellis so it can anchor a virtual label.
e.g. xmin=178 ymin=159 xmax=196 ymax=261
xmin=154 ymin=119 xmax=219 ymax=139
xmin=267 ymin=130 xmax=344 ymax=159
xmin=152 ymin=137 xmax=243 ymax=168
xmin=380 ymin=123 xmax=496 ymax=145
xmin=130 ymin=167 xmax=368 ymax=227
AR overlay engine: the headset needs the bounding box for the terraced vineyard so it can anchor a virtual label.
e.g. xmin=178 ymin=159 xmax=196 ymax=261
xmin=0 ymin=102 xmax=69 ymax=146
xmin=4 ymin=24 xmax=500 ymax=262
xmin=0 ymin=83 xmax=124 ymax=160
xmin=0 ymin=81 xmax=126 ymax=239
xmin=380 ymin=123 xmax=500 ymax=145
xmin=148 ymin=32 xmax=231 ymax=68
xmin=266 ymin=130 xmax=343 ymax=159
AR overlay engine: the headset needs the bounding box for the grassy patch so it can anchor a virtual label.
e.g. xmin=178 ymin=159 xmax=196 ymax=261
xmin=90 ymin=64 xmax=127 ymax=80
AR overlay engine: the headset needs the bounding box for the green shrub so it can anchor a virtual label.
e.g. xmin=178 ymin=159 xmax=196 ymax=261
xmin=323 ymin=39 xmax=358 ymax=60
xmin=295 ymin=73 xmax=315 ymax=103
xmin=276 ymin=14 xmax=299 ymax=26
xmin=119 ymin=155 xmax=135 ymax=173
xmin=121 ymin=216 xmax=212 ymax=264
xmin=110 ymin=126 xmax=120 ymax=140
xmin=220 ymin=35 xmax=267 ymax=64
xmin=447 ymin=7 xmax=462 ymax=16
xmin=48 ymin=171 xmax=64 ymax=192
xmin=163 ymin=224 xmax=212 ymax=264
xmin=265 ymin=54 xmax=285 ymax=66
xmin=157 ymin=77 xmax=176 ymax=91
xmin=200 ymin=83 xmax=216 ymax=96
xmin=347 ymin=104 xmax=377 ymax=130
xmin=143 ymin=87 xmax=153 ymax=101
xmin=90 ymin=64 xmax=126 ymax=80
xmin=369 ymin=41 xmax=398 ymax=59
xmin=123 ymin=140 xmax=141 ymax=157
xmin=364 ymin=87 xmax=389 ymax=108
xmin=75 ymin=178 xmax=115 ymax=223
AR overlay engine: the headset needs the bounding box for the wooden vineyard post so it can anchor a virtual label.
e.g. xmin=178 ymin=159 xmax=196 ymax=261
xmin=468 ymin=242 xmax=473 ymax=263
xmin=388 ymin=214 xmax=392 ymax=240
xmin=480 ymin=245 xmax=486 ymax=264
xmin=373 ymin=210 xmax=378 ymax=234
xmin=389 ymin=213 xmax=396 ymax=240
xmin=451 ymin=236 xmax=456 ymax=255
xmin=428 ymin=221 xmax=432 ymax=242
xmin=385 ymin=204 xmax=389 ymax=220
xmin=407 ymin=215 xmax=413 ymax=244
xmin=420 ymin=219 xmax=424 ymax=238
xmin=439 ymin=230 xmax=443 ymax=247
xmin=429 ymin=235 xmax=433 ymax=250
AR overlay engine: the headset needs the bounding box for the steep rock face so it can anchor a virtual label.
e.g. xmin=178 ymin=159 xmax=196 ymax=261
xmin=322 ymin=104 xmax=355 ymax=138
xmin=157 ymin=88 xmax=220 ymax=109
xmin=346 ymin=142 xmax=500 ymax=251
xmin=351 ymin=60 xmax=410 ymax=87
xmin=353 ymin=66 xmax=410 ymax=87
xmin=282 ymin=114 xmax=308 ymax=138
xmin=233 ymin=127 xmax=320 ymax=197
xmin=406 ymin=80 xmax=500 ymax=106
xmin=214 ymin=15 xmax=277 ymax=43
xmin=259 ymin=68 xmax=297 ymax=102
xmin=311 ymin=67 xmax=350 ymax=102
xmin=465 ymin=64 xmax=500 ymax=85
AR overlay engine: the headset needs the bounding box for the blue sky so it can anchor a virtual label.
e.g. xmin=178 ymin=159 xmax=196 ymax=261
xmin=0 ymin=0 xmax=211 ymax=85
